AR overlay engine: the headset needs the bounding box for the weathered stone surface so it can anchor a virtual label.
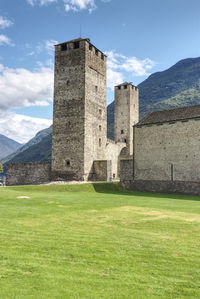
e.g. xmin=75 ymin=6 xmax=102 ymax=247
xmin=120 ymin=159 xmax=133 ymax=182
xmin=51 ymin=38 xmax=107 ymax=181
xmin=114 ymin=83 xmax=139 ymax=156
xmin=134 ymin=118 xmax=200 ymax=181
xmin=6 ymin=162 xmax=51 ymax=186
xmin=123 ymin=180 xmax=200 ymax=196
xmin=91 ymin=160 xmax=112 ymax=181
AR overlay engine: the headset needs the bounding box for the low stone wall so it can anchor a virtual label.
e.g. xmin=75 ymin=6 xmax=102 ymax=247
xmin=92 ymin=160 xmax=112 ymax=182
xmin=123 ymin=179 xmax=200 ymax=196
xmin=6 ymin=162 xmax=51 ymax=186
xmin=120 ymin=159 xmax=133 ymax=182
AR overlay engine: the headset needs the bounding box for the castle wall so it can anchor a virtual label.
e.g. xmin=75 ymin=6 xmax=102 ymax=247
xmin=121 ymin=180 xmax=200 ymax=196
xmin=105 ymin=140 xmax=126 ymax=177
xmin=92 ymin=160 xmax=112 ymax=181
xmin=134 ymin=119 xmax=200 ymax=182
xmin=6 ymin=162 xmax=51 ymax=186
xmin=120 ymin=159 xmax=133 ymax=183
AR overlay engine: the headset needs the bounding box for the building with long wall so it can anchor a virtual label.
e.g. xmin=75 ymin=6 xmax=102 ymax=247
xmin=120 ymin=105 xmax=200 ymax=195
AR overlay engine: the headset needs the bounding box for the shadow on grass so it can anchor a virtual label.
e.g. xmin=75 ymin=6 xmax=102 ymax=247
xmin=7 ymin=182 xmax=200 ymax=202
xmin=92 ymin=182 xmax=200 ymax=202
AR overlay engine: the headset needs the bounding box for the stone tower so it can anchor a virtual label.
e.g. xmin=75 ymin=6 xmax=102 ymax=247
xmin=114 ymin=82 xmax=139 ymax=155
xmin=51 ymin=38 xmax=107 ymax=180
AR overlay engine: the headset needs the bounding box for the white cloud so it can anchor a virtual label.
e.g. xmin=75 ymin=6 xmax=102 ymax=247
xmin=105 ymin=50 xmax=155 ymax=89
xmin=107 ymin=69 xmax=123 ymax=90
xmin=26 ymin=0 xmax=111 ymax=12
xmin=0 ymin=34 xmax=14 ymax=47
xmin=0 ymin=62 xmax=53 ymax=142
xmin=27 ymin=39 xmax=58 ymax=57
xmin=27 ymin=0 xmax=57 ymax=6
xmin=64 ymin=0 xmax=96 ymax=13
xmin=45 ymin=39 xmax=58 ymax=55
xmin=0 ymin=16 xmax=13 ymax=29
xmin=0 ymin=64 xmax=53 ymax=110
xmin=0 ymin=110 xmax=52 ymax=143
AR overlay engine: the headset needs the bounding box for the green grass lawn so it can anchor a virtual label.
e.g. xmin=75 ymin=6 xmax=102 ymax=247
xmin=0 ymin=183 xmax=200 ymax=298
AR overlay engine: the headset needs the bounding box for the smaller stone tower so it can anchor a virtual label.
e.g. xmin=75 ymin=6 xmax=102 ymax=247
xmin=114 ymin=82 xmax=139 ymax=155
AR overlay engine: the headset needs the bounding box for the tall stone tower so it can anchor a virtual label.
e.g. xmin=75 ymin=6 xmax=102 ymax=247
xmin=114 ymin=82 xmax=139 ymax=155
xmin=51 ymin=38 xmax=107 ymax=180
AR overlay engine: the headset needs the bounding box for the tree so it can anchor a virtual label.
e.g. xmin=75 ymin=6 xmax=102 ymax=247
xmin=0 ymin=164 xmax=3 ymax=173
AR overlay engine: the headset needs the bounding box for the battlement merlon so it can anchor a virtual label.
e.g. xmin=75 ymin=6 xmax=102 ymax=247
xmin=115 ymin=82 xmax=139 ymax=91
xmin=54 ymin=38 xmax=107 ymax=60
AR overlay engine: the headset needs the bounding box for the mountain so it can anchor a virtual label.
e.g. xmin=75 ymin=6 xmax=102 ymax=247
xmin=139 ymin=57 xmax=200 ymax=118
xmin=2 ymin=57 xmax=200 ymax=164
xmin=0 ymin=134 xmax=22 ymax=160
xmin=1 ymin=126 xmax=52 ymax=164
xmin=5 ymin=133 xmax=52 ymax=164
xmin=107 ymin=57 xmax=200 ymax=138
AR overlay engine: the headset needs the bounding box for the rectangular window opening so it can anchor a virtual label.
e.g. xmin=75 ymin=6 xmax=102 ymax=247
xmin=99 ymin=109 xmax=102 ymax=115
xmin=74 ymin=41 xmax=80 ymax=49
xmin=101 ymin=53 xmax=104 ymax=60
xmin=124 ymin=85 xmax=127 ymax=89
xmin=99 ymin=125 xmax=102 ymax=131
xmin=99 ymin=138 xmax=102 ymax=147
xmin=95 ymin=86 xmax=98 ymax=92
xmin=171 ymin=163 xmax=174 ymax=181
xmin=89 ymin=44 xmax=92 ymax=51
xmin=66 ymin=160 xmax=70 ymax=167
xmin=118 ymin=86 xmax=121 ymax=90
xmin=61 ymin=43 xmax=67 ymax=51
xmin=121 ymin=129 xmax=124 ymax=134
xmin=95 ymin=49 xmax=98 ymax=56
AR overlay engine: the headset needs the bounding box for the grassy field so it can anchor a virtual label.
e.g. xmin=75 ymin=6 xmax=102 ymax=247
xmin=0 ymin=183 xmax=200 ymax=298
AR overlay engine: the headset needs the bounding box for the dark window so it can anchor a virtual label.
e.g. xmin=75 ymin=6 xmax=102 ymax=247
xmin=95 ymin=86 xmax=98 ymax=92
xmin=124 ymin=139 xmax=127 ymax=143
xmin=66 ymin=160 xmax=70 ymax=167
xmin=118 ymin=86 xmax=121 ymax=90
xmin=67 ymin=80 xmax=70 ymax=86
xmin=89 ymin=44 xmax=92 ymax=51
xmin=121 ymin=130 xmax=124 ymax=134
xmin=171 ymin=164 xmax=174 ymax=181
xmin=101 ymin=53 xmax=104 ymax=60
xmin=124 ymin=85 xmax=127 ymax=89
xmin=99 ymin=138 xmax=102 ymax=147
xmin=95 ymin=49 xmax=98 ymax=56
xmin=61 ymin=43 xmax=67 ymax=51
xmin=99 ymin=125 xmax=102 ymax=131
xmin=74 ymin=41 xmax=80 ymax=49
xmin=99 ymin=109 xmax=102 ymax=115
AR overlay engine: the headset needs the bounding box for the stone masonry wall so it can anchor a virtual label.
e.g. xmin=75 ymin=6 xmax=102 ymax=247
xmin=92 ymin=160 xmax=112 ymax=181
xmin=106 ymin=140 xmax=126 ymax=177
xmin=120 ymin=159 xmax=133 ymax=186
xmin=123 ymin=180 xmax=200 ymax=196
xmin=134 ymin=118 xmax=200 ymax=181
xmin=6 ymin=162 xmax=51 ymax=186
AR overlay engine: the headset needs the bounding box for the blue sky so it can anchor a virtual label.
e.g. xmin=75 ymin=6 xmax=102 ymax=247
xmin=0 ymin=0 xmax=200 ymax=142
